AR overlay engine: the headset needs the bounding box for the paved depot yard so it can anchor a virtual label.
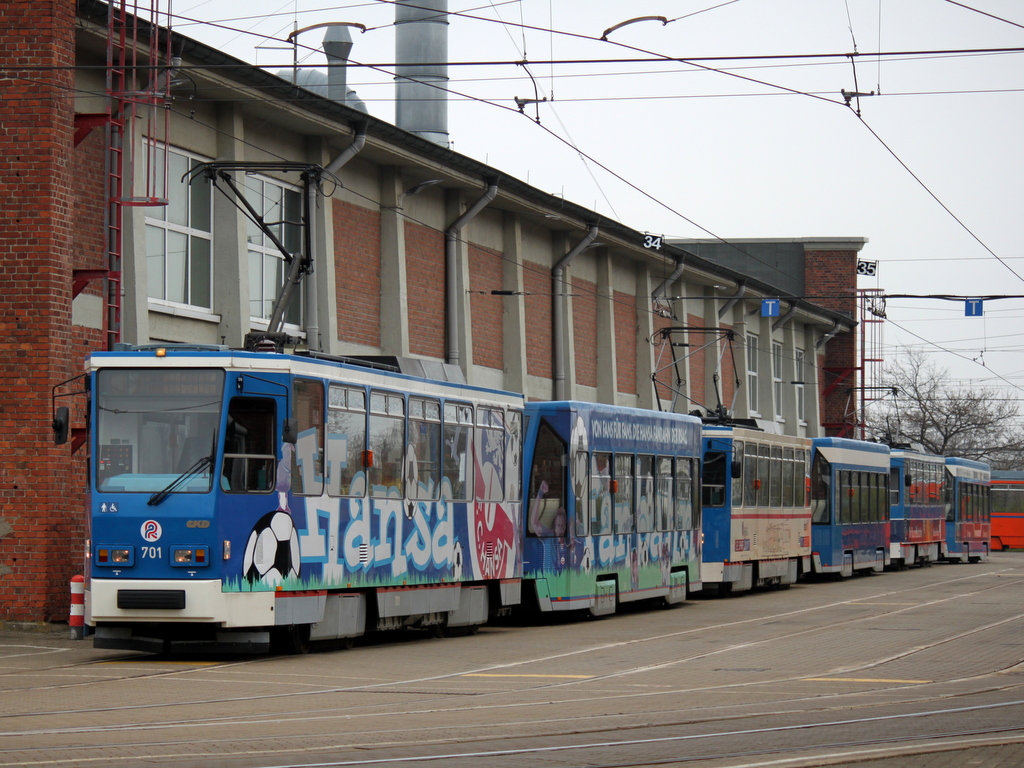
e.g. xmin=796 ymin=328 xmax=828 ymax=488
xmin=1 ymin=552 xmax=1022 ymax=768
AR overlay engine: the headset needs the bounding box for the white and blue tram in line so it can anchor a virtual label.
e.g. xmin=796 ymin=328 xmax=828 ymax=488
xmin=80 ymin=345 xmax=525 ymax=653
xmin=809 ymin=437 xmax=891 ymax=577
xmin=57 ymin=343 xmax=995 ymax=654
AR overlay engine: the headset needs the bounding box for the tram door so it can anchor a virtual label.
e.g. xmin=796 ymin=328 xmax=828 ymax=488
xmin=526 ymin=420 xmax=572 ymax=604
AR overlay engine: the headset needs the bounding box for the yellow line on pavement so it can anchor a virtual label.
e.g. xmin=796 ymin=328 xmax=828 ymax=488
xmin=804 ymin=677 xmax=932 ymax=683
xmin=462 ymin=673 xmax=593 ymax=679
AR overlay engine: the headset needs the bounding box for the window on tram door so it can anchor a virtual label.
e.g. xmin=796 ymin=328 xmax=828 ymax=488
xmin=573 ymin=450 xmax=590 ymax=537
xmin=475 ymin=407 xmax=505 ymax=502
xmin=770 ymin=445 xmax=784 ymax=507
xmin=881 ymin=473 xmax=890 ymax=520
xmin=326 ymin=385 xmax=367 ymax=497
xmin=656 ymin=456 xmax=674 ymax=531
xmin=702 ymin=451 xmax=727 ymax=508
xmin=944 ymin=469 xmax=955 ymax=522
xmin=744 ymin=443 xmax=758 ymax=508
xmin=590 ymin=452 xmax=613 ymax=535
xmin=222 ymin=397 xmax=276 ymax=493
xmin=367 ymin=391 xmax=405 ymax=499
xmin=614 ymin=454 xmax=635 ymax=534
xmin=889 ymin=468 xmax=901 ymax=508
xmin=636 ymin=455 xmax=655 ymax=533
xmin=528 ymin=421 xmax=567 ymax=537
xmin=291 ymin=379 xmax=324 ymax=496
xmin=443 ymin=403 xmax=474 ymax=501
xmin=810 ymin=452 xmax=831 ymax=524
xmin=732 ymin=440 xmax=745 ymax=507
xmin=407 ymin=397 xmax=441 ymax=501
xmin=676 ymin=458 xmax=696 ymax=531
xmin=505 ymin=410 xmax=523 ymax=503
xmin=757 ymin=444 xmax=771 ymax=507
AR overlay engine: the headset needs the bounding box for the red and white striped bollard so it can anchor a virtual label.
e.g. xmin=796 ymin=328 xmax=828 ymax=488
xmin=69 ymin=574 xmax=85 ymax=640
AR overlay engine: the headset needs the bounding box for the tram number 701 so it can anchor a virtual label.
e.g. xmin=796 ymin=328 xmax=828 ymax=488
xmin=142 ymin=546 xmax=162 ymax=559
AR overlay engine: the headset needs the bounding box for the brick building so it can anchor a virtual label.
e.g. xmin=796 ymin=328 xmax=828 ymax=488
xmin=0 ymin=0 xmax=864 ymax=624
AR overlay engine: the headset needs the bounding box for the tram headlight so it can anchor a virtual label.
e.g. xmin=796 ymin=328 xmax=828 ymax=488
xmin=170 ymin=546 xmax=210 ymax=567
xmin=94 ymin=546 xmax=134 ymax=567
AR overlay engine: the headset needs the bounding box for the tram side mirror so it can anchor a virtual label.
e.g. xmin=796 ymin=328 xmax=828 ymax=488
xmin=52 ymin=406 xmax=69 ymax=445
xmin=282 ymin=417 xmax=298 ymax=445
xmin=731 ymin=460 xmax=743 ymax=477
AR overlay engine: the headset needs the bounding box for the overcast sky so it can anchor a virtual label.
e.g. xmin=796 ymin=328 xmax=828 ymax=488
xmin=170 ymin=0 xmax=1024 ymax=420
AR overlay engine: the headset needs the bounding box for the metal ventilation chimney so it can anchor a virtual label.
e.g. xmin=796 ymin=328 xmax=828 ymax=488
xmin=323 ymin=25 xmax=367 ymax=113
xmin=395 ymin=0 xmax=449 ymax=146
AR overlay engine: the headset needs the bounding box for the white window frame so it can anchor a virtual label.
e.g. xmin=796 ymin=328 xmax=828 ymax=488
xmin=746 ymin=333 xmax=759 ymax=416
xmin=145 ymin=145 xmax=213 ymax=312
xmin=772 ymin=341 xmax=784 ymax=421
xmin=794 ymin=348 xmax=806 ymax=423
xmin=245 ymin=173 xmax=304 ymax=330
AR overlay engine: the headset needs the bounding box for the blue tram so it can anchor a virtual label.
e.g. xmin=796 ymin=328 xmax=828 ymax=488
xmin=81 ymin=345 xmax=524 ymax=653
xmin=942 ymin=457 xmax=991 ymax=563
xmin=888 ymin=448 xmax=946 ymax=567
xmin=700 ymin=426 xmax=812 ymax=594
xmin=809 ymin=438 xmax=891 ymax=576
xmin=522 ymin=402 xmax=703 ymax=615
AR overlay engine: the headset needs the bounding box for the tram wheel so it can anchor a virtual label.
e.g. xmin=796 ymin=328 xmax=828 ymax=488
xmin=272 ymin=624 xmax=311 ymax=655
xmin=428 ymin=615 xmax=449 ymax=639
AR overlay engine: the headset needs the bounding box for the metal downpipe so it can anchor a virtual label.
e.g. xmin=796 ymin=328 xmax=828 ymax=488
xmin=553 ymin=225 xmax=599 ymax=400
xmin=446 ymin=182 xmax=498 ymax=366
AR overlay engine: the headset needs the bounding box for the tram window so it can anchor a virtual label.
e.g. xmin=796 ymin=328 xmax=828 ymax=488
xmin=945 ymin=470 xmax=955 ymax=522
xmin=528 ymin=421 xmax=566 ymax=537
xmin=443 ymin=403 xmax=474 ymax=501
xmin=701 ymin=451 xmax=727 ymax=508
xmin=476 ymin=407 xmax=505 ymax=502
xmin=505 ymin=410 xmax=523 ymax=503
xmin=868 ymin=473 xmax=879 ymax=522
xmin=881 ymin=473 xmax=890 ymax=520
xmin=770 ymin=446 xmax=783 ymax=507
xmin=757 ymin=444 xmax=770 ymax=507
xmin=573 ymin=450 xmax=589 ymax=536
xmin=368 ymin=391 xmax=405 ymax=498
xmin=222 ymin=397 xmax=276 ymax=493
xmin=810 ymin=452 xmax=831 ymax=524
xmin=656 ymin=456 xmax=674 ymax=531
xmin=326 ymin=385 xmax=366 ymax=497
xmin=636 ymin=455 xmax=655 ymax=533
xmin=676 ymin=458 xmax=695 ymax=531
xmin=783 ymin=448 xmax=795 ymax=507
xmin=732 ymin=441 xmax=744 ymax=507
xmin=744 ymin=443 xmax=758 ymax=509
xmin=614 ymin=454 xmax=635 ymax=534
xmin=291 ymin=379 xmax=324 ymax=496
xmin=407 ymin=397 xmax=441 ymax=500
xmin=837 ymin=470 xmax=850 ymax=524
xmin=889 ymin=468 xmax=901 ymax=508
xmin=590 ymin=452 xmax=613 ymax=535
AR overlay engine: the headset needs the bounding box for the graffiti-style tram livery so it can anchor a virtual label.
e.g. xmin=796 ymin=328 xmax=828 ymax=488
xmin=942 ymin=457 xmax=991 ymax=563
xmin=700 ymin=426 xmax=812 ymax=594
xmin=522 ymin=402 xmax=703 ymax=615
xmin=85 ymin=346 xmax=524 ymax=653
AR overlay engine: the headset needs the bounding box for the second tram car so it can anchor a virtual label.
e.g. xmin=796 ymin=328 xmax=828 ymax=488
xmin=943 ymin=457 xmax=991 ymax=562
xmin=522 ymin=401 xmax=703 ymax=615
xmin=700 ymin=426 xmax=812 ymax=594
xmin=887 ymin=448 xmax=946 ymax=567
xmin=809 ymin=438 xmax=891 ymax=576
xmin=80 ymin=345 xmax=525 ymax=653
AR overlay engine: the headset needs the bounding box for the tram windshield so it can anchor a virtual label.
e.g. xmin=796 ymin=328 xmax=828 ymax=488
xmin=95 ymin=368 xmax=224 ymax=493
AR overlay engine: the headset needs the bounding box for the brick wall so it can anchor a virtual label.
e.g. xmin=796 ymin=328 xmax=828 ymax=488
xmin=613 ymin=291 xmax=636 ymax=395
xmin=468 ymin=244 xmax=503 ymax=371
xmin=523 ymin=260 xmax=552 ymax=380
xmin=0 ymin=0 xmax=81 ymax=622
xmin=404 ymin=221 xmax=445 ymax=359
xmin=571 ymin=276 xmax=597 ymax=389
xmin=334 ymin=199 xmax=382 ymax=348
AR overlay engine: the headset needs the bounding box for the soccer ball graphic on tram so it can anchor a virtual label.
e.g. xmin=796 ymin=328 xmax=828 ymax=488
xmin=242 ymin=510 xmax=300 ymax=585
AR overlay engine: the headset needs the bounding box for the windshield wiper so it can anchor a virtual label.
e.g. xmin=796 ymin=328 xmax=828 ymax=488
xmin=148 ymin=455 xmax=213 ymax=507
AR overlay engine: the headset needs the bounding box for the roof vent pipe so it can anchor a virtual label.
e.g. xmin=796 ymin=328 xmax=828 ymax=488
xmin=446 ymin=182 xmax=498 ymax=366
xmin=553 ymin=225 xmax=599 ymax=400
xmin=323 ymin=25 xmax=368 ymax=112
xmin=395 ymin=0 xmax=449 ymax=146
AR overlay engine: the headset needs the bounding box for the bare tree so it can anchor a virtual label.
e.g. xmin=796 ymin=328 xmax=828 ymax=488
xmin=867 ymin=348 xmax=1024 ymax=467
